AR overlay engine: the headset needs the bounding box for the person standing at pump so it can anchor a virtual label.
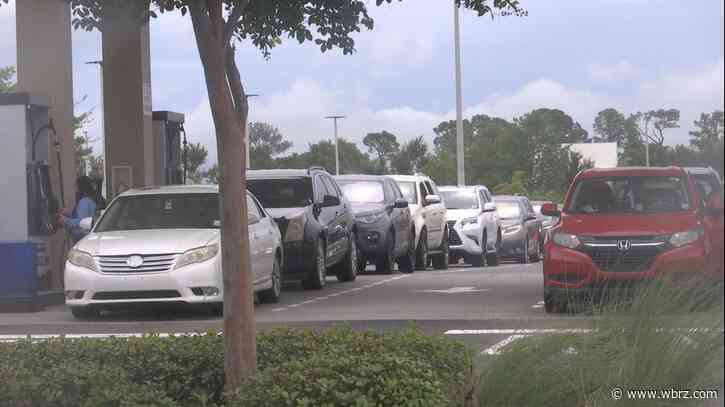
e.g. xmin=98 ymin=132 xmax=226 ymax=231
xmin=59 ymin=176 xmax=98 ymax=243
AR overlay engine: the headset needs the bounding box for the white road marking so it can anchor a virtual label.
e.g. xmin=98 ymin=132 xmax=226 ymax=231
xmin=0 ymin=332 xmax=217 ymax=343
xmin=482 ymin=334 xmax=529 ymax=355
xmin=272 ymin=274 xmax=410 ymax=313
xmin=413 ymin=286 xmax=489 ymax=294
xmin=531 ymin=300 xmax=545 ymax=309
xmin=445 ymin=328 xmax=593 ymax=335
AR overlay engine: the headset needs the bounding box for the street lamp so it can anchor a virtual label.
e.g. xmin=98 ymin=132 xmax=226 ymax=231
xmin=453 ymin=0 xmax=465 ymax=186
xmin=245 ymin=93 xmax=259 ymax=170
xmin=325 ymin=115 xmax=346 ymax=175
xmin=85 ymin=60 xmax=106 ymax=198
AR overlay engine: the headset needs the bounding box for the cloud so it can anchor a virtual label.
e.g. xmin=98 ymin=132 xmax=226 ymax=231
xmin=588 ymin=60 xmax=640 ymax=83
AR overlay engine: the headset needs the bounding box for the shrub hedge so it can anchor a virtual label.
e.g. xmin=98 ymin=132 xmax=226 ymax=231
xmin=0 ymin=327 xmax=474 ymax=407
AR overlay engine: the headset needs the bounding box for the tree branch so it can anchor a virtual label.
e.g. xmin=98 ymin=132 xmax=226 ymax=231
xmin=207 ymin=0 xmax=224 ymax=41
xmin=225 ymin=45 xmax=248 ymax=118
xmin=187 ymin=1 xmax=212 ymax=48
xmin=224 ymin=0 xmax=251 ymax=44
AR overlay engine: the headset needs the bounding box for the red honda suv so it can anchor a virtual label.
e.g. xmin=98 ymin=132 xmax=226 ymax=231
xmin=541 ymin=167 xmax=724 ymax=313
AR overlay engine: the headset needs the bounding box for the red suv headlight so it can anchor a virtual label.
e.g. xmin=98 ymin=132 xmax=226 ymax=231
xmin=552 ymin=232 xmax=581 ymax=249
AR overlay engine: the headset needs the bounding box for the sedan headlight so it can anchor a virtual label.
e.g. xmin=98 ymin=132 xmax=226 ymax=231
xmin=284 ymin=216 xmax=306 ymax=242
xmin=669 ymin=228 xmax=703 ymax=248
xmin=67 ymin=249 xmax=97 ymax=272
xmin=175 ymin=244 xmax=219 ymax=269
xmin=460 ymin=217 xmax=478 ymax=227
xmin=552 ymin=232 xmax=581 ymax=249
xmin=356 ymin=211 xmax=385 ymax=224
xmin=502 ymin=225 xmax=522 ymax=236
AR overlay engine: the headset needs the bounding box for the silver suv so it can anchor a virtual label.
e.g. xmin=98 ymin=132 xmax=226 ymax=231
xmin=390 ymin=174 xmax=449 ymax=270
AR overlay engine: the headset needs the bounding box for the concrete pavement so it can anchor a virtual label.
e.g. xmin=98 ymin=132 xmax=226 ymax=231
xmin=0 ymin=262 xmax=599 ymax=354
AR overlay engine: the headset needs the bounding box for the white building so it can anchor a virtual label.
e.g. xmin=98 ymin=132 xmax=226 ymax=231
xmin=562 ymin=142 xmax=618 ymax=168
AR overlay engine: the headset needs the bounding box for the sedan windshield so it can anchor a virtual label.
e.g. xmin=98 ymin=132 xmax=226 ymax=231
xmin=95 ymin=194 xmax=219 ymax=231
xmin=440 ymin=190 xmax=478 ymax=209
xmin=247 ymin=178 xmax=314 ymax=208
xmin=495 ymin=200 xmax=521 ymax=220
xmin=338 ymin=181 xmax=385 ymax=203
xmin=567 ymin=176 xmax=691 ymax=214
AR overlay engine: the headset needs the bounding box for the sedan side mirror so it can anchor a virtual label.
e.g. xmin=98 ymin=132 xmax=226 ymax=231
xmin=394 ymin=198 xmax=409 ymax=209
xmin=540 ymin=202 xmax=560 ymax=217
xmin=322 ymin=195 xmax=340 ymax=208
xmin=79 ymin=217 xmax=93 ymax=232
xmin=482 ymin=202 xmax=497 ymax=213
xmin=424 ymin=194 xmax=441 ymax=206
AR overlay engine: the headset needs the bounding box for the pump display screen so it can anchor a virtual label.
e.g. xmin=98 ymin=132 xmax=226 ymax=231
xmin=94 ymin=193 xmax=220 ymax=231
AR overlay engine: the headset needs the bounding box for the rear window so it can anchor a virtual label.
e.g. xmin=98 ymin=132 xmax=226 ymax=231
xmin=567 ymin=176 xmax=691 ymax=214
xmin=247 ymin=178 xmax=314 ymax=208
xmin=95 ymin=194 xmax=219 ymax=232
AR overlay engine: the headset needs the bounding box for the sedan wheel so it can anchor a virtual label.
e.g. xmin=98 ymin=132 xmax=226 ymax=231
xmin=259 ymin=255 xmax=282 ymax=304
xmin=337 ymin=235 xmax=358 ymax=282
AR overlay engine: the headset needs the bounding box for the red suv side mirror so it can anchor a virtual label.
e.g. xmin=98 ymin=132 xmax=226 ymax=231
xmin=541 ymin=202 xmax=560 ymax=217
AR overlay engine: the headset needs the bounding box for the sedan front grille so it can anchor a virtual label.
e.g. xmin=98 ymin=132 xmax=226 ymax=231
xmin=92 ymin=290 xmax=181 ymax=300
xmin=96 ymin=254 xmax=177 ymax=273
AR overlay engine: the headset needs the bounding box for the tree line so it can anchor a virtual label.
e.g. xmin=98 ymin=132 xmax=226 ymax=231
xmin=200 ymin=107 xmax=722 ymax=202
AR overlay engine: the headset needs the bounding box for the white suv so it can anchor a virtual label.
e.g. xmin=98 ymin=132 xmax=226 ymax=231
xmin=439 ymin=185 xmax=501 ymax=267
xmin=390 ymin=174 xmax=449 ymax=270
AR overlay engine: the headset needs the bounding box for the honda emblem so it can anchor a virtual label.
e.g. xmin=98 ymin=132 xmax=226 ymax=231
xmin=617 ymin=240 xmax=631 ymax=251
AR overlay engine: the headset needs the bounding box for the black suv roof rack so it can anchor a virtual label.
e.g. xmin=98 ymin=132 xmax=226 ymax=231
xmin=307 ymin=166 xmax=327 ymax=174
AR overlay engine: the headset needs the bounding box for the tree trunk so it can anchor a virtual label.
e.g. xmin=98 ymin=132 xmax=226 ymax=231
xmin=188 ymin=5 xmax=256 ymax=391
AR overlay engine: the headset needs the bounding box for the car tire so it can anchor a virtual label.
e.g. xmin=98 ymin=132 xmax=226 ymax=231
xmin=376 ymin=232 xmax=396 ymax=274
xmin=336 ymin=234 xmax=359 ymax=282
xmin=471 ymin=232 xmax=486 ymax=267
xmin=432 ymin=228 xmax=449 ymax=270
xmin=486 ymin=237 xmax=500 ymax=267
xmin=415 ymin=230 xmax=429 ymax=271
xmin=520 ymin=239 xmax=530 ymax=264
xmin=397 ymin=229 xmax=416 ymax=274
xmin=303 ymin=238 xmax=326 ymax=290
xmin=259 ymin=254 xmax=282 ymax=303
xmin=70 ymin=306 xmax=99 ymax=319
xmin=544 ymin=294 xmax=565 ymax=314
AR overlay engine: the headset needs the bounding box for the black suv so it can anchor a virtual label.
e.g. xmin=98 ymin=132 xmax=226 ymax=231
xmin=247 ymin=168 xmax=358 ymax=289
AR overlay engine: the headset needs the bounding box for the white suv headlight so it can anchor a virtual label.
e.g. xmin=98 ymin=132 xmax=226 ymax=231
xmin=175 ymin=244 xmax=219 ymax=269
xmin=552 ymin=232 xmax=581 ymax=249
xmin=356 ymin=212 xmax=384 ymax=224
xmin=67 ymin=249 xmax=97 ymax=272
xmin=460 ymin=217 xmax=478 ymax=227
xmin=669 ymin=228 xmax=702 ymax=248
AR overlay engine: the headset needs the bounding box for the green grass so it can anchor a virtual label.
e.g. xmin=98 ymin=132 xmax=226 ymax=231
xmin=475 ymin=277 xmax=724 ymax=407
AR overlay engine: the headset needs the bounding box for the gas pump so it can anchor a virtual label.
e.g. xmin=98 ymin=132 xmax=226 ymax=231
xmin=1 ymin=93 xmax=66 ymax=311
xmin=151 ymin=111 xmax=185 ymax=186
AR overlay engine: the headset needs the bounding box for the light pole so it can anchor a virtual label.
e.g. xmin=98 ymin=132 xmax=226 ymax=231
xmin=244 ymin=93 xmax=259 ymax=170
xmin=453 ymin=0 xmax=465 ymax=186
xmin=85 ymin=60 xmax=106 ymax=198
xmin=325 ymin=115 xmax=346 ymax=175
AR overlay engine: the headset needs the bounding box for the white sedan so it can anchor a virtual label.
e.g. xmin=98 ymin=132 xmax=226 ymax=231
xmin=64 ymin=185 xmax=283 ymax=318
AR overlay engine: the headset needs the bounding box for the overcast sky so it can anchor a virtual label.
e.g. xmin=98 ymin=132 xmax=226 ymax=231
xmin=1 ymin=0 xmax=723 ymax=165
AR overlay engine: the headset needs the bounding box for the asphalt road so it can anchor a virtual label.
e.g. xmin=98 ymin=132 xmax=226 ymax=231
xmin=0 ymin=261 xmax=604 ymax=354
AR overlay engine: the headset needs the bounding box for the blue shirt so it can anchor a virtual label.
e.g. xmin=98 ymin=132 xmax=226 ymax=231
xmin=64 ymin=197 xmax=97 ymax=237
